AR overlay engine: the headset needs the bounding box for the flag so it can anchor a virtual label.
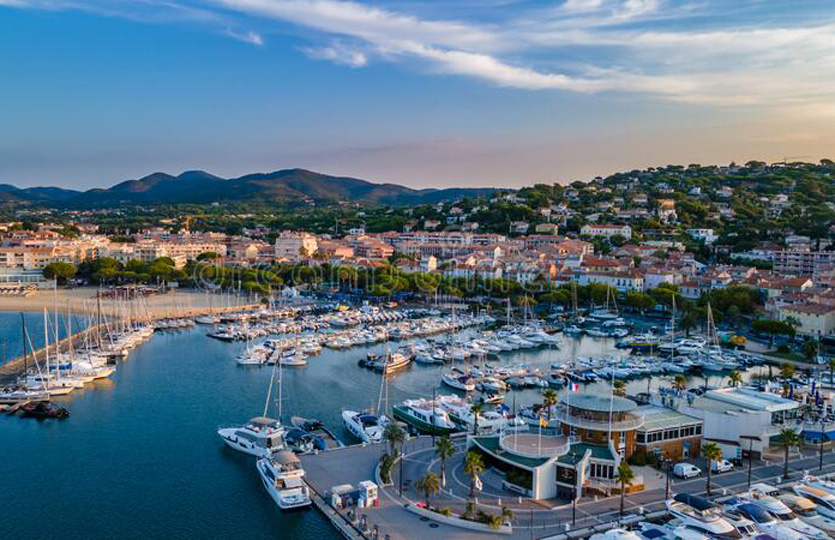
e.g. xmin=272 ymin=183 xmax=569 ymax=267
xmin=539 ymin=416 xmax=548 ymax=428
xmin=570 ymin=383 xmax=579 ymax=392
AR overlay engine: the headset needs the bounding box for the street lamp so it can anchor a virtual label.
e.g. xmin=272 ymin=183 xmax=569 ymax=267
xmin=741 ymin=435 xmax=759 ymax=488
xmin=820 ymin=419 xmax=826 ymax=472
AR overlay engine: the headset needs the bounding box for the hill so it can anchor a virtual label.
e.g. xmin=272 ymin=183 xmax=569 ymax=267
xmin=3 ymin=169 xmax=497 ymax=207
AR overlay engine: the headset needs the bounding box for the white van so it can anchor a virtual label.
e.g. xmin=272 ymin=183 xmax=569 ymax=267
xmin=711 ymin=459 xmax=734 ymax=473
xmin=674 ymin=463 xmax=702 ymax=479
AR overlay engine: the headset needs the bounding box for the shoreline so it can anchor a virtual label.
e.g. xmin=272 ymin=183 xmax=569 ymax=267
xmin=0 ymin=287 xmax=254 ymax=317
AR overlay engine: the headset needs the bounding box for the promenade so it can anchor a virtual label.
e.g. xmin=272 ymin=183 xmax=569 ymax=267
xmin=301 ymin=435 xmax=835 ymax=540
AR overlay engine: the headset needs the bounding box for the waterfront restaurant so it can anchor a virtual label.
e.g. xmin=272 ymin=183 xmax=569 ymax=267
xmin=469 ymin=393 xmax=645 ymax=500
xmin=635 ymin=405 xmax=703 ymax=460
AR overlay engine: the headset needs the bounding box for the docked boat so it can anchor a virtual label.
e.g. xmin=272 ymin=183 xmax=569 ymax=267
xmin=665 ymin=494 xmax=740 ymax=539
xmin=722 ymin=500 xmax=806 ymax=540
xmin=255 ymin=451 xmax=312 ymax=510
xmin=793 ymin=483 xmax=835 ymax=519
xmin=217 ymin=417 xmax=286 ymax=458
xmin=590 ymin=529 xmax=642 ymax=540
xmin=342 ymin=410 xmax=387 ymax=444
xmin=290 ymin=416 xmax=344 ymax=451
xmin=21 ymin=401 xmax=69 ymax=419
xmin=437 ymin=394 xmax=512 ymax=434
xmin=277 ymin=349 xmax=308 ymax=367
xmin=442 ymin=370 xmax=476 ymax=392
xmin=392 ymin=399 xmax=458 ymax=435
xmin=782 ymin=488 xmax=835 ymax=531
xmin=742 ymin=484 xmax=827 ymax=539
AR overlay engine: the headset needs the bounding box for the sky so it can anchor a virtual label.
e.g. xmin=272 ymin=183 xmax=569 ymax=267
xmin=1 ymin=0 xmax=835 ymax=190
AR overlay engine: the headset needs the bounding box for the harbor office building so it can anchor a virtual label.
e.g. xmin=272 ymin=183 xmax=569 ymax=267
xmin=653 ymin=387 xmax=800 ymax=459
xmin=470 ymin=394 xmax=662 ymax=500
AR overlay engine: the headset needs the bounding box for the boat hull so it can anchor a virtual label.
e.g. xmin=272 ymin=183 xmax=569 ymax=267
xmin=392 ymin=406 xmax=458 ymax=436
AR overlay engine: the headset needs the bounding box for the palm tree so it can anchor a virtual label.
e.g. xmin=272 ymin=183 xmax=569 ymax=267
xmin=470 ymin=403 xmax=483 ymax=435
xmin=542 ymin=388 xmax=558 ymax=420
xmin=701 ymin=442 xmax=723 ymax=496
xmin=779 ymin=427 xmax=800 ymax=480
xmin=384 ymin=422 xmax=405 ymax=457
xmin=780 ymin=362 xmax=796 ymax=380
xmin=615 ymin=461 xmax=635 ymax=520
xmin=672 ymin=374 xmax=687 ymax=391
xmin=501 ymin=504 xmax=514 ymax=524
xmin=463 ymin=450 xmax=485 ymax=498
xmin=728 ymin=370 xmax=743 ymax=388
xmin=613 ymin=380 xmax=626 ymax=397
xmin=435 ymin=435 xmax=456 ymax=487
xmin=415 ymin=472 xmax=441 ymax=509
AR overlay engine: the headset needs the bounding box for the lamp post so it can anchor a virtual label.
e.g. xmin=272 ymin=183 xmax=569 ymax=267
xmin=821 ymin=419 xmax=826 ymax=472
xmin=665 ymin=459 xmax=671 ymax=500
xmin=741 ymin=435 xmax=758 ymax=488
xmin=572 ymin=462 xmax=578 ymax=527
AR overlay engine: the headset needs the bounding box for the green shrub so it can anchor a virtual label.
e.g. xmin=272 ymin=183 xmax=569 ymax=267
xmin=777 ymin=344 xmax=791 ymax=353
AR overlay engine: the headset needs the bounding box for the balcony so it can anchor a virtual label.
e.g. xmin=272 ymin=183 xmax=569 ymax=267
xmin=555 ymin=404 xmax=644 ymax=432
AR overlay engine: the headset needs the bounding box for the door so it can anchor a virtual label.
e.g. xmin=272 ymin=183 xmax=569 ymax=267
xmin=683 ymin=440 xmax=691 ymax=458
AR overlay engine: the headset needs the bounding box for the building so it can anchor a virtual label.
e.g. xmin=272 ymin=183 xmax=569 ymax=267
xmin=274 ymin=231 xmax=318 ymax=261
xmin=578 ymin=270 xmax=645 ymax=292
xmin=635 ymin=406 xmax=703 ymax=460
xmin=774 ymin=251 xmax=835 ymax=277
xmin=686 ymin=229 xmax=716 ymax=244
xmin=777 ymin=303 xmax=835 ymax=337
xmin=535 ymin=223 xmax=559 ymax=234
xmin=656 ymin=387 xmax=800 ymax=458
xmin=469 ymin=393 xmax=646 ymax=501
xmin=581 ymin=224 xmax=632 ymax=241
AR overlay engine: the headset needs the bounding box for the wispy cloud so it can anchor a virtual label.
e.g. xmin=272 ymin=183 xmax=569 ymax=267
xmin=3 ymin=0 xmax=835 ymax=110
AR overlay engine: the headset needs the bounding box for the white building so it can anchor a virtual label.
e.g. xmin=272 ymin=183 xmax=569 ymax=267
xmin=580 ymin=224 xmax=632 ymax=241
xmin=274 ymin=231 xmax=318 ymax=261
xmin=686 ymin=228 xmax=716 ymax=244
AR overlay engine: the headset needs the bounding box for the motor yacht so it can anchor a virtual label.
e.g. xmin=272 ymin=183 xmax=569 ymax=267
xmin=341 ymin=410 xmax=387 ymax=444
xmin=638 ymin=521 xmax=712 ymax=540
xmin=722 ymin=500 xmax=805 ymax=540
xmin=255 ymin=451 xmax=312 ymax=510
xmin=666 ymin=494 xmax=741 ymax=539
xmin=778 ymin=491 xmax=835 ymax=536
xmin=792 ymin=483 xmax=835 ymax=519
xmin=590 ymin=529 xmax=643 ymax=540
xmin=217 ymin=417 xmax=286 ymax=458
xmin=442 ymin=371 xmax=476 ymax=392
xmin=743 ymin=484 xmax=827 ymax=540
xmin=392 ymin=399 xmax=458 ymax=435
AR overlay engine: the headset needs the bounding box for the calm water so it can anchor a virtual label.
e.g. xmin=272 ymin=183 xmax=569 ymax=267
xmin=0 ymin=311 xmax=90 ymax=366
xmin=0 ymin=312 xmax=762 ymax=539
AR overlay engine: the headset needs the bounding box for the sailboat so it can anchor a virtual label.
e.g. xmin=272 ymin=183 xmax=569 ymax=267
xmin=217 ymin=353 xmax=286 ymax=457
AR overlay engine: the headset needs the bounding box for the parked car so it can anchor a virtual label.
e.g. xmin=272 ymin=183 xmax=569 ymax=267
xmin=711 ymin=459 xmax=734 ymax=473
xmin=674 ymin=463 xmax=702 ymax=479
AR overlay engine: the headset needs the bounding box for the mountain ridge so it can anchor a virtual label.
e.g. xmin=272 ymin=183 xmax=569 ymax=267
xmin=1 ymin=168 xmax=500 ymax=207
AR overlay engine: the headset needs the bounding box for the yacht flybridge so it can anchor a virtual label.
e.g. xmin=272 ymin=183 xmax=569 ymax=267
xmin=255 ymin=451 xmax=312 ymax=510
xmin=342 ymin=410 xmax=387 ymax=444
xmin=217 ymin=417 xmax=286 ymax=458
xmin=666 ymin=494 xmax=741 ymax=540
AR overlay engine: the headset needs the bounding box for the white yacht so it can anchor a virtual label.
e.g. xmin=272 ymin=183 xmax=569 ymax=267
xmin=590 ymin=529 xmax=643 ymax=540
xmin=743 ymin=484 xmax=828 ymax=540
xmin=255 ymin=451 xmax=312 ymax=510
xmin=666 ymin=494 xmax=741 ymax=539
xmin=217 ymin=417 xmax=285 ymax=458
xmin=437 ymin=395 xmax=513 ymax=434
xmin=792 ymin=483 xmax=835 ymax=519
xmin=341 ymin=410 xmax=387 ymax=444
xmin=722 ymin=501 xmax=805 ymax=540
xmin=442 ymin=371 xmax=476 ymax=392
xmin=638 ymin=522 xmax=711 ymax=540
xmin=392 ymin=399 xmax=458 ymax=436
xmin=195 ymin=315 xmax=218 ymax=325
xmin=778 ymin=491 xmax=835 ymax=536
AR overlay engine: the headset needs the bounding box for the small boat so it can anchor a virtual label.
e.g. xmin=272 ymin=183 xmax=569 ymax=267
xmin=217 ymin=417 xmax=285 ymax=458
xmin=342 ymin=410 xmax=387 ymax=444
xmin=442 ymin=371 xmax=476 ymax=392
xmin=21 ymin=401 xmax=69 ymax=419
xmin=290 ymin=416 xmax=344 ymax=451
xmin=255 ymin=451 xmax=312 ymax=510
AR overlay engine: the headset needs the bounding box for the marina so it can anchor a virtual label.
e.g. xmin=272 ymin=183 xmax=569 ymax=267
xmin=0 ymin=302 xmax=821 ymax=539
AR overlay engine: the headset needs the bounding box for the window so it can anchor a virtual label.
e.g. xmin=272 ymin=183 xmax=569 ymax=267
xmin=636 ymin=432 xmax=646 ymax=444
xmin=695 ymin=425 xmax=702 ymax=435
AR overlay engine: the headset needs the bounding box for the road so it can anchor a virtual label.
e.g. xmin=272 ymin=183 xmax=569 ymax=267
xmin=392 ymin=437 xmax=835 ymax=539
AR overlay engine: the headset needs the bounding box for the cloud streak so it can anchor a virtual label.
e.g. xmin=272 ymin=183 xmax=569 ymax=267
xmin=3 ymin=0 xmax=835 ymax=109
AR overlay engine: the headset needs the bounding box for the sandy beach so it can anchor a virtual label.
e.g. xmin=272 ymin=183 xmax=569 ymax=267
xmin=0 ymin=288 xmax=256 ymax=317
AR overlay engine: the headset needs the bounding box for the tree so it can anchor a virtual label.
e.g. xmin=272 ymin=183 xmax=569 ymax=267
xmin=701 ymin=442 xmax=722 ymax=496
xmin=384 ymin=423 xmax=405 ymax=457
xmin=679 ymin=310 xmax=699 ymax=337
xmin=197 ymin=251 xmax=219 ymax=261
xmin=43 ymin=262 xmax=77 ymax=285
xmin=728 ymin=370 xmax=743 ymax=388
xmin=752 ymin=319 xmax=796 ymax=348
xmin=615 ymin=461 xmax=635 ymax=519
xmin=625 ymin=292 xmax=655 ymax=313
xmin=463 ymin=450 xmax=485 ymax=498
xmin=613 ymin=380 xmax=626 ymax=397
xmin=470 ymin=403 xmax=483 ymax=435
xmin=778 ymin=428 xmax=800 ymax=480
xmin=780 ymin=362 xmax=796 ymax=380
xmin=415 ymin=472 xmax=441 ymax=509
xmin=803 ymin=340 xmax=820 ymax=362
xmin=673 ymin=374 xmax=687 ymax=391
xmin=542 ymin=388 xmax=558 ymax=420
xmin=435 ymin=435 xmax=456 ymax=488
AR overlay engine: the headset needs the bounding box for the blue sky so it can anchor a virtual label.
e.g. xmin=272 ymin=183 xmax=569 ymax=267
xmin=2 ymin=0 xmax=835 ymax=189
